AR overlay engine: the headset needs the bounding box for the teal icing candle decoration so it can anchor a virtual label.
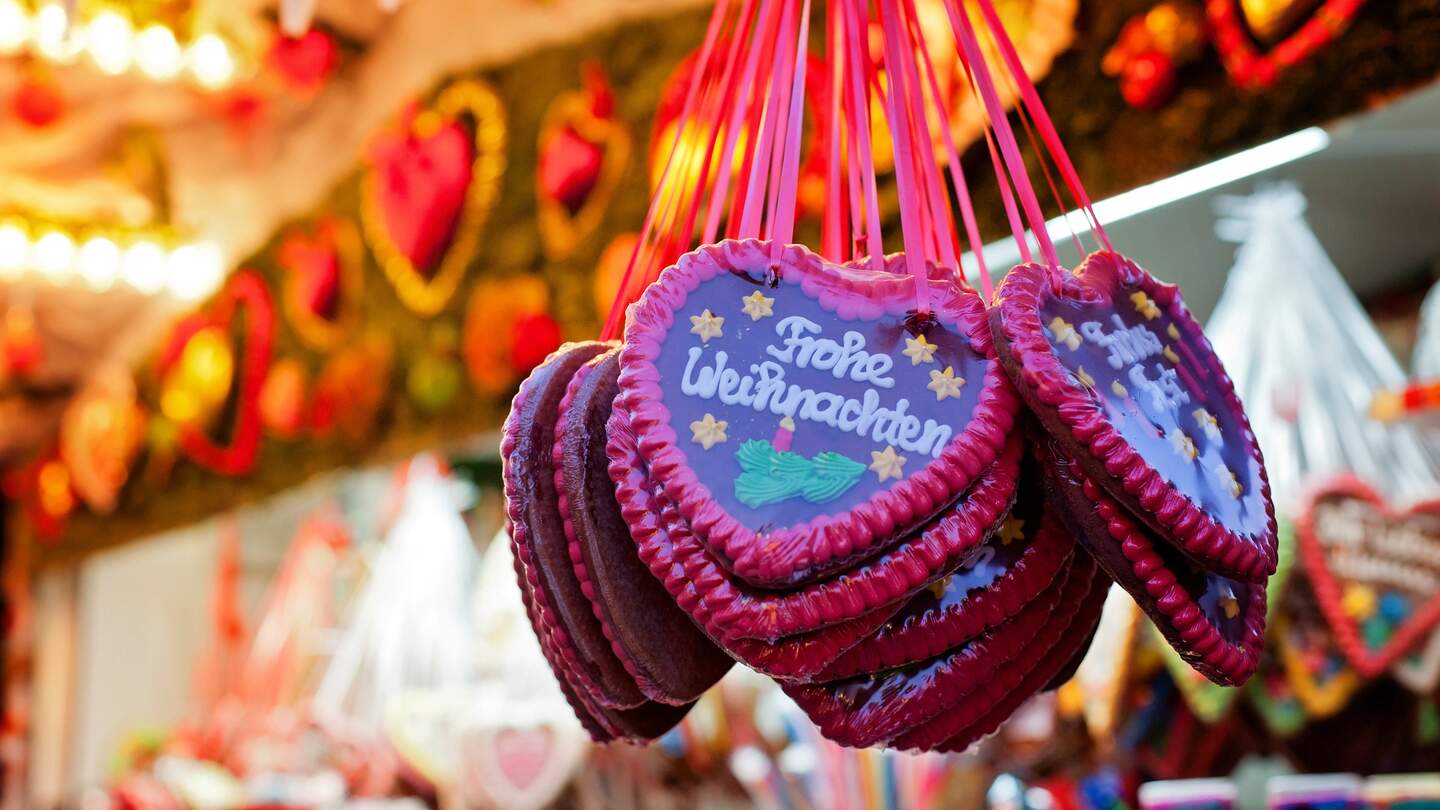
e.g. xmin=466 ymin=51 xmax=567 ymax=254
xmin=733 ymin=418 xmax=866 ymax=508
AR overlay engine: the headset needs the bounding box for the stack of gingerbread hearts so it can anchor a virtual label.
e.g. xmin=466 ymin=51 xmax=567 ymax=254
xmin=502 ymin=339 xmax=734 ymax=743
xmin=500 ymin=0 xmax=1278 ymax=752
xmin=989 ymin=252 xmax=1274 ymax=687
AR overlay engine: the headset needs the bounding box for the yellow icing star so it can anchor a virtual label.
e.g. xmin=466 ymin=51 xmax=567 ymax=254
xmin=1219 ymin=585 xmax=1240 ymax=619
xmin=1131 ymin=291 xmax=1160 ymax=320
xmin=689 ymin=309 xmax=725 ymax=343
xmin=1342 ymin=584 xmax=1377 ymax=621
xmin=1049 ymin=316 xmax=1082 ymax=351
xmin=1163 ymin=345 xmax=1181 ymax=364
xmin=928 ymin=575 xmax=953 ymax=599
xmin=689 ymin=413 xmax=728 ymax=450
xmin=927 ymin=366 xmax=965 ymax=401
xmin=1168 ymin=427 xmax=1197 ymax=460
xmin=869 ymin=445 xmax=907 ymax=482
xmin=1213 ymin=462 xmax=1242 ymax=497
xmin=741 ymin=290 xmax=775 ymax=321
xmin=998 ymin=516 xmax=1025 ymax=546
xmin=1075 ymin=367 xmax=1096 ymax=388
xmin=1167 ymin=323 xmax=1181 ymax=340
xmin=1193 ymin=408 xmax=1222 ymax=442
xmin=1111 ymin=380 xmax=1129 ymax=398
xmin=902 ymin=334 xmax=938 ymax=365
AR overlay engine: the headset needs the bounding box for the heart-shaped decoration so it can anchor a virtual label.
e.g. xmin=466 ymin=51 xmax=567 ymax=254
xmin=362 ymin=79 xmax=506 ymax=316
xmin=1207 ymin=0 xmax=1367 ymax=90
xmin=278 ymin=216 xmax=364 ymax=350
xmin=536 ymin=64 xmax=631 ymax=261
xmin=991 ymin=251 xmax=1277 ymax=582
xmin=170 ymin=271 xmax=275 ymax=477
xmin=617 ymin=239 xmax=1019 ymax=588
xmin=1296 ymin=475 xmax=1440 ymax=678
xmin=461 ymin=723 xmax=586 ymax=810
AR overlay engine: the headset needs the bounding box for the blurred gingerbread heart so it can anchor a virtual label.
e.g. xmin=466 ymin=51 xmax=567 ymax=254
xmin=278 ymin=217 xmax=363 ymax=350
xmin=1297 ymin=476 xmax=1440 ymax=678
xmin=363 ymin=80 xmax=506 ymax=315
xmin=537 ymin=63 xmax=631 ymax=260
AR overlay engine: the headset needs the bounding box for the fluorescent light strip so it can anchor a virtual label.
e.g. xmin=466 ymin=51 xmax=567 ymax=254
xmin=965 ymin=126 xmax=1331 ymax=275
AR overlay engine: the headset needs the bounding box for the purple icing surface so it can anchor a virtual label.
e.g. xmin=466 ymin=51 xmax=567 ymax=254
xmin=1037 ymin=294 xmax=1268 ymax=540
xmin=652 ymin=268 xmax=986 ymax=525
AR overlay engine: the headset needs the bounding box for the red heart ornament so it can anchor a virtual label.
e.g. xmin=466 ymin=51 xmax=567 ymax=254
xmin=1207 ymin=0 xmax=1367 ymax=90
xmin=1297 ymin=475 xmax=1440 ymax=679
xmin=536 ymin=65 xmax=631 ymax=261
xmin=991 ymin=251 xmax=1277 ymax=582
xmin=616 ymin=240 xmax=1020 ymax=588
xmin=278 ymin=217 xmax=363 ymax=350
xmin=363 ymin=79 xmax=506 ymax=316
xmin=269 ymin=29 xmax=338 ymax=94
xmin=176 ymin=271 xmax=275 ymax=477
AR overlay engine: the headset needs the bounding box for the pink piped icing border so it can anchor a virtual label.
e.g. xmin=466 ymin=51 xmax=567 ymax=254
xmin=895 ymin=564 xmax=1109 ymax=752
xmin=551 ymin=351 xmax=665 ymax=699
xmin=1079 ymin=463 xmax=1266 ymax=685
xmin=608 ymin=403 xmax=1022 ymax=643
xmin=784 ymin=552 xmax=1093 ymax=749
xmin=991 ymin=251 xmax=1277 ymax=581
xmin=817 ymin=510 xmax=1075 ymax=679
xmin=618 ymin=238 xmax=1019 ymax=587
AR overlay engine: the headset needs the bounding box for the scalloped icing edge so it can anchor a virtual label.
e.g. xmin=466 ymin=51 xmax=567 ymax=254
xmin=1045 ymin=442 xmax=1267 ymax=686
xmin=781 ymin=552 xmax=1093 ymax=748
xmin=818 ymin=507 xmax=1076 ymax=679
xmin=608 ymin=403 xmax=1022 ymax=643
xmin=903 ymin=566 xmax=1110 ymax=753
xmin=990 ymin=251 xmax=1277 ymax=582
xmin=617 ymin=238 xmax=1019 ymax=588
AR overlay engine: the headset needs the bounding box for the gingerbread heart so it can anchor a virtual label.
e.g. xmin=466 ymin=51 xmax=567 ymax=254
xmin=461 ymin=724 xmax=586 ymax=810
xmin=991 ymin=251 xmax=1277 ymax=582
xmin=279 ymin=217 xmax=363 ymax=350
xmin=537 ymin=65 xmax=630 ymax=261
xmin=1296 ymin=476 xmax=1440 ymax=679
xmin=1208 ymin=0 xmax=1367 ymax=90
xmin=363 ymin=79 xmax=506 ymax=316
xmin=175 ymin=271 xmax=275 ymax=477
xmin=1043 ymin=440 xmax=1266 ymax=686
xmin=617 ymin=239 xmax=1019 ymax=588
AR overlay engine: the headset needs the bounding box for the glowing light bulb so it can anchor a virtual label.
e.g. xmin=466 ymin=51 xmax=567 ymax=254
xmin=0 ymin=224 xmax=29 ymax=277
xmin=86 ymin=12 xmax=134 ymax=75
xmin=121 ymin=241 xmax=167 ymax=293
xmin=0 ymin=0 xmax=32 ymax=55
xmin=78 ymin=237 xmax=121 ymax=291
xmin=33 ymin=3 xmax=80 ymax=63
xmin=167 ymin=242 xmax=224 ymax=301
xmin=186 ymin=33 xmax=234 ymax=89
xmin=135 ymin=24 xmax=181 ymax=80
xmin=32 ymin=230 xmax=75 ymax=278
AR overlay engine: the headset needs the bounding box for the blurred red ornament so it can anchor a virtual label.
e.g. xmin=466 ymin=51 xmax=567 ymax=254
xmin=508 ymin=312 xmax=562 ymax=375
xmin=12 ymin=72 xmax=65 ymax=128
xmin=270 ymin=28 xmax=338 ymax=94
xmin=2 ymin=306 xmax=43 ymax=376
xmin=1121 ymin=51 xmax=1177 ymax=110
xmin=538 ymin=127 xmax=605 ymax=215
xmin=259 ymin=359 xmax=311 ymax=439
xmin=368 ymin=106 xmax=475 ymax=278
